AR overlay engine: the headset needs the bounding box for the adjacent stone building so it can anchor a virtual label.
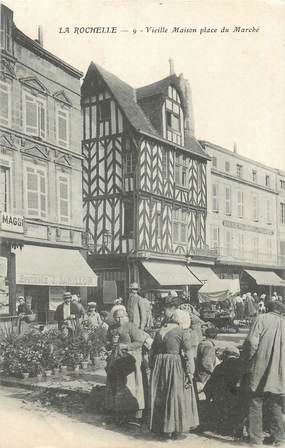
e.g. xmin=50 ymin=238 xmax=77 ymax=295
xmin=202 ymin=140 xmax=285 ymax=296
xmin=0 ymin=4 xmax=96 ymax=319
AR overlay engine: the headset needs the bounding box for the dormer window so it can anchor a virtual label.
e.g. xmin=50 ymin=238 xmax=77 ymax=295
xmin=162 ymin=85 xmax=184 ymax=146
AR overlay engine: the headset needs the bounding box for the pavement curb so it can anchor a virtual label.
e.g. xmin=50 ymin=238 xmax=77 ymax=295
xmin=0 ymin=374 xmax=105 ymax=396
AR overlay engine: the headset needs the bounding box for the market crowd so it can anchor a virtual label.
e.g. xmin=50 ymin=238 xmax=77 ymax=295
xmin=17 ymin=286 xmax=285 ymax=446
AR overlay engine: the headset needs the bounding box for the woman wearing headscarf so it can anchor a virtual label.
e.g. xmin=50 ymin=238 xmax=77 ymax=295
xmin=148 ymin=292 xmax=199 ymax=439
xmin=105 ymin=308 xmax=152 ymax=425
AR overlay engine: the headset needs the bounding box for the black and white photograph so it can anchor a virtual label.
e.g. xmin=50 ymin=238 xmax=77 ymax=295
xmin=0 ymin=0 xmax=284 ymax=447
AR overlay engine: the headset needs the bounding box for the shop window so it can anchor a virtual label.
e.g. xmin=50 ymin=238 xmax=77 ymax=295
xmin=0 ymin=165 xmax=10 ymax=212
xmin=57 ymin=173 xmax=70 ymax=224
xmin=0 ymin=81 xmax=11 ymax=127
xmin=25 ymin=165 xmax=47 ymax=219
xmin=24 ymin=92 xmax=46 ymax=139
xmin=56 ymin=105 xmax=69 ymax=148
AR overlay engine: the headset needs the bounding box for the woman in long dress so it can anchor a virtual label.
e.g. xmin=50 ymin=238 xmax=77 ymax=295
xmin=148 ymin=294 xmax=199 ymax=438
xmin=105 ymin=308 xmax=151 ymax=425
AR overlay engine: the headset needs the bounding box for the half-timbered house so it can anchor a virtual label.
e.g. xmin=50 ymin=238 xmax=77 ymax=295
xmin=82 ymin=61 xmax=213 ymax=303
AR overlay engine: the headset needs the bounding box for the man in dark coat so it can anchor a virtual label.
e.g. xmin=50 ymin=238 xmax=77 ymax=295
xmin=54 ymin=291 xmax=84 ymax=329
xmin=242 ymin=300 xmax=285 ymax=446
xmin=126 ymin=283 xmax=147 ymax=330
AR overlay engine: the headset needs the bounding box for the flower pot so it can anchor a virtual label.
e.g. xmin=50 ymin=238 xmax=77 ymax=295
xmin=21 ymin=372 xmax=29 ymax=380
xmin=45 ymin=370 xmax=52 ymax=377
xmin=81 ymin=361 xmax=89 ymax=370
xmin=60 ymin=365 xmax=68 ymax=372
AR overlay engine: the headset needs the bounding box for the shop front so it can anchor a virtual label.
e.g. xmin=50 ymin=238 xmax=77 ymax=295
xmin=242 ymin=269 xmax=285 ymax=297
xmin=13 ymin=245 xmax=98 ymax=324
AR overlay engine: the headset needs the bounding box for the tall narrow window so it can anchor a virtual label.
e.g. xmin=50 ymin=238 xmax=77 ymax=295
xmin=225 ymin=161 xmax=230 ymax=173
xmin=57 ymin=173 xmax=70 ymax=224
xmin=266 ymin=199 xmax=272 ymax=224
xmin=252 ymin=170 xmax=257 ymax=182
xmin=25 ymin=166 xmax=47 ymax=218
xmin=212 ymin=156 xmax=217 ymax=168
xmin=212 ymin=226 xmax=220 ymax=249
xmin=161 ymin=148 xmax=169 ymax=179
xmin=125 ymin=153 xmax=135 ymax=175
xmin=99 ymin=100 xmax=111 ymax=122
xmin=212 ymin=184 xmax=219 ymax=212
xmin=281 ymin=203 xmax=285 ymax=224
xmin=252 ymin=194 xmax=259 ymax=221
xmin=236 ymin=164 xmax=243 ymax=178
xmin=237 ymin=232 xmax=244 ymax=255
xmin=237 ymin=191 xmax=244 ymax=218
xmin=0 ymin=81 xmax=10 ymax=127
xmin=24 ymin=92 xmax=46 ymax=139
xmin=225 ymin=186 xmax=231 ymax=215
xmin=0 ymin=165 xmax=10 ymax=212
xmin=124 ymin=202 xmax=134 ymax=236
xmin=265 ymin=175 xmax=270 ymax=188
xmin=0 ymin=5 xmax=13 ymax=53
xmin=56 ymin=106 xmax=69 ymax=148
xmin=172 ymin=208 xmax=187 ymax=243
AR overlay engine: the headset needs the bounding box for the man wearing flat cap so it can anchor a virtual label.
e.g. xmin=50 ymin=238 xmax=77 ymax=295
xmin=126 ymin=282 xmax=147 ymax=330
xmin=54 ymin=291 xmax=84 ymax=329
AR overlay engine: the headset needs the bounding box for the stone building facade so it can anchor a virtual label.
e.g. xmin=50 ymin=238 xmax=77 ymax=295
xmin=0 ymin=4 xmax=96 ymax=319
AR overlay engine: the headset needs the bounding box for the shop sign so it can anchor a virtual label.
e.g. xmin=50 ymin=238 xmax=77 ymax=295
xmin=1 ymin=212 xmax=24 ymax=234
xmin=0 ymin=257 xmax=7 ymax=277
xmin=223 ymin=220 xmax=274 ymax=235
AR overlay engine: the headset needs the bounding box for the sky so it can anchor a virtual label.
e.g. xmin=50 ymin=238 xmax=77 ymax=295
xmin=4 ymin=0 xmax=285 ymax=169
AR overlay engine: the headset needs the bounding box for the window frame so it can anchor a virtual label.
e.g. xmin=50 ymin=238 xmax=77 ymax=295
xmin=23 ymin=90 xmax=47 ymax=140
xmin=173 ymin=208 xmax=187 ymax=244
xmin=0 ymin=80 xmax=11 ymax=127
xmin=237 ymin=190 xmax=244 ymax=218
xmin=99 ymin=99 xmax=111 ymax=122
xmin=212 ymin=183 xmax=219 ymax=212
xmin=24 ymin=163 xmax=48 ymax=219
xmin=225 ymin=186 xmax=232 ymax=215
xmin=56 ymin=103 xmax=70 ymax=148
xmin=0 ymin=162 xmax=11 ymax=213
xmin=236 ymin=164 xmax=243 ymax=179
xmin=281 ymin=203 xmax=285 ymax=225
xmin=57 ymin=172 xmax=71 ymax=224
xmin=252 ymin=194 xmax=259 ymax=222
xmin=265 ymin=175 xmax=271 ymax=188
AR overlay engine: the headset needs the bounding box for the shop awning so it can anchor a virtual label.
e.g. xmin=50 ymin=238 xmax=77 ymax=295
xmin=244 ymin=269 xmax=285 ymax=287
xmin=141 ymin=261 xmax=202 ymax=286
xmin=14 ymin=246 xmax=97 ymax=287
xmin=188 ymin=266 xmax=219 ymax=284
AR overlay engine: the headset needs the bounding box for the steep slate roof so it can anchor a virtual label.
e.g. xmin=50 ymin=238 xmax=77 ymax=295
xmin=84 ymin=62 xmax=208 ymax=160
xmin=88 ymin=62 xmax=157 ymax=135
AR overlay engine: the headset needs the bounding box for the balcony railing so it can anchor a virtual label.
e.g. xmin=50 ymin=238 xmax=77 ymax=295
xmin=214 ymin=246 xmax=285 ymax=267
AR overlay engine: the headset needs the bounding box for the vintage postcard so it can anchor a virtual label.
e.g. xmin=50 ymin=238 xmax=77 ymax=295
xmin=0 ymin=0 xmax=284 ymax=447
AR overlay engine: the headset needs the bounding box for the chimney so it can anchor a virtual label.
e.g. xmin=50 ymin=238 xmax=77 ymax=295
xmin=178 ymin=76 xmax=195 ymax=136
xmin=168 ymin=58 xmax=175 ymax=75
xmin=37 ymin=26 xmax=43 ymax=47
xmin=233 ymin=142 xmax=237 ymax=153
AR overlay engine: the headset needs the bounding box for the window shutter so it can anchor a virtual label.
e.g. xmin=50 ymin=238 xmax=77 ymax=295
xmin=25 ymin=95 xmax=38 ymax=135
xmin=38 ymin=102 xmax=46 ymax=139
xmin=58 ymin=175 xmax=70 ymax=223
xmin=27 ymin=169 xmax=39 ymax=215
xmin=57 ymin=108 xmax=68 ymax=147
xmin=0 ymin=82 xmax=9 ymax=126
